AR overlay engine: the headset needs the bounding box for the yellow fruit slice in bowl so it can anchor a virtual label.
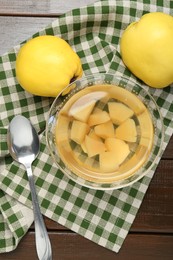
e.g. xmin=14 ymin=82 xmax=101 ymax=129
xmin=94 ymin=120 xmax=115 ymax=139
xmin=105 ymin=138 xmax=130 ymax=165
xmin=85 ymin=135 xmax=106 ymax=157
xmin=137 ymin=110 xmax=153 ymax=139
xmin=108 ymin=85 xmax=146 ymax=115
xmin=68 ymin=91 xmax=107 ymax=122
xmin=88 ymin=109 xmax=110 ymax=126
xmin=70 ymin=120 xmax=89 ymax=144
xmin=115 ymin=118 xmax=137 ymax=142
xmin=108 ymin=102 xmax=134 ymax=124
xmin=99 ymin=151 xmax=119 ymax=172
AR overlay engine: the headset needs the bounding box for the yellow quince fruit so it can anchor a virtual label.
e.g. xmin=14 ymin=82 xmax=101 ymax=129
xmin=16 ymin=35 xmax=83 ymax=97
xmin=120 ymin=12 xmax=173 ymax=88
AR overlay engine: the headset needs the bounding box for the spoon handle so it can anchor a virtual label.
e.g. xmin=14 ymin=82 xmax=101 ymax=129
xmin=26 ymin=166 xmax=52 ymax=260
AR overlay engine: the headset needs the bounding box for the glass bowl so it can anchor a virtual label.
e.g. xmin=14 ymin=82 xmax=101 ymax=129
xmin=46 ymin=73 xmax=164 ymax=190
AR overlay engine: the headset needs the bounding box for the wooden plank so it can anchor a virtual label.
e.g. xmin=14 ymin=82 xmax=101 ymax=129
xmin=0 ymin=16 xmax=56 ymax=55
xmin=0 ymin=1 xmax=95 ymax=54
xmin=0 ymin=0 xmax=97 ymax=16
xmin=162 ymin=135 xmax=173 ymax=159
xmin=0 ymin=232 xmax=173 ymax=260
xmin=132 ymin=159 xmax=173 ymax=232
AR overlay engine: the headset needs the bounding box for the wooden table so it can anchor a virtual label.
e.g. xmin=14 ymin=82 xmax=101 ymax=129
xmin=0 ymin=1 xmax=173 ymax=259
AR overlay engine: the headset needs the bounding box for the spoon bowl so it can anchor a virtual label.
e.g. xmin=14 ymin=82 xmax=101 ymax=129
xmin=7 ymin=115 xmax=52 ymax=260
xmin=8 ymin=115 xmax=39 ymax=166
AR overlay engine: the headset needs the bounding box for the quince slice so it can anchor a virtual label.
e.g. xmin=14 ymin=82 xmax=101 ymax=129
xmin=69 ymin=91 xmax=107 ymax=122
xmin=55 ymin=114 xmax=71 ymax=143
xmin=105 ymin=138 xmax=130 ymax=165
xmin=85 ymin=135 xmax=106 ymax=157
xmin=88 ymin=129 xmax=102 ymax=141
xmin=109 ymin=86 xmax=146 ymax=115
xmin=55 ymin=114 xmax=72 ymax=153
xmin=70 ymin=120 xmax=89 ymax=144
xmin=69 ymin=102 xmax=95 ymax=123
xmin=108 ymin=102 xmax=134 ymax=124
xmin=137 ymin=110 xmax=153 ymax=139
xmin=94 ymin=120 xmax=115 ymax=139
xmin=115 ymin=119 xmax=137 ymax=142
xmin=99 ymin=151 xmax=119 ymax=172
xmin=88 ymin=109 xmax=110 ymax=126
xmin=119 ymin=145 xmax=148 ymax=175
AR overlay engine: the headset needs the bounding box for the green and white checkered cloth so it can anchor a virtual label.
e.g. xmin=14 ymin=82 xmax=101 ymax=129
xmin=0 ymin=0 xmax=173 ymax=254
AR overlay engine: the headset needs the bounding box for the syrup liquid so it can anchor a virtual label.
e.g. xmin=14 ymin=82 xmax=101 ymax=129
xmin=55 ymin=85 xmax=154 ymax=183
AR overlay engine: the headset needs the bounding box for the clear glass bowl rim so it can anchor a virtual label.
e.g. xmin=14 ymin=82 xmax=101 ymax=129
xmin=45 ymin=73 xmax=165 ymax=190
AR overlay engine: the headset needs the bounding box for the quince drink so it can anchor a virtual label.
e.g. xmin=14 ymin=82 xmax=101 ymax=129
xmin=55 ymin=85 xmax=153 ymax=183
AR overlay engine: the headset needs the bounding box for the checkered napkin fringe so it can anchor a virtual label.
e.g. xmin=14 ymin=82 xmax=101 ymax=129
xmin=0 ymin=0 xmax=173 ymax=254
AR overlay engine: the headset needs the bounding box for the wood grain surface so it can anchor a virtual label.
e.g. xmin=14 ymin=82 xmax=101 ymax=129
xmin=0 ymin=17 xmax=55 ymax=55
xmin=0 ymin=0 xmax=96 ymax=55
xmin=0 ymin=0 xmax=97 ymax=15
xmin=1 ymin=232 xmax=173 ymax=260
xmin=0 ymin=1 xmax=173 ymax=259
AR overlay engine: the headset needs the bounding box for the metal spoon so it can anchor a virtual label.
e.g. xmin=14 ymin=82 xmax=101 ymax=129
xmin=7 ymin=115 xmax=52 ymax=260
